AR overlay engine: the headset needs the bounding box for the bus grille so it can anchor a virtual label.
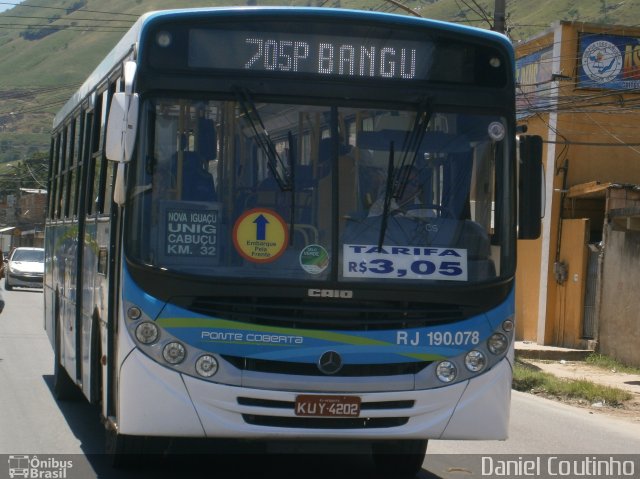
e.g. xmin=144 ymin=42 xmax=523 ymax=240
xmin=242 ymin=415 xmax=409 ymax=429
xmin=177 ymin=296 xmax=472 ymax=330
xmin=222 ymin=356 xmax=431 ymax=377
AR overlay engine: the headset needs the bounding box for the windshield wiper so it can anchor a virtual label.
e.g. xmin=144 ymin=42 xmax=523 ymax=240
xmin=395 ymin=100 xmax=432 ymax=200
xmin=376 ymin=101 xmax=433 ymax=251
xmin=377 ymin=141 xmax=395 ymax=251
xmin=234 ymin=87 xmax=291 ymax=191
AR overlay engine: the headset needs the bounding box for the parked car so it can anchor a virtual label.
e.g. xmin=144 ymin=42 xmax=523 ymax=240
xmin=4 ymin=247 xmax=45 ymax=290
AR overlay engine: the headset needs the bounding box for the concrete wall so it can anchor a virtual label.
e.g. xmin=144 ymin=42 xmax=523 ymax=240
xmin=599 ymin=226 xmax=640 ymax=368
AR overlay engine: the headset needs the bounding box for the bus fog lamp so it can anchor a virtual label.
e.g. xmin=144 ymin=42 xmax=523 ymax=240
xmin=195 ymin=355 xmax=219 ymax=377
xmin=127 ymin=306 xmax=142 ymax=320
xmin=465 ymin=350 xmax=486 ymax=372
xmin=488 ymin=333 xmax=508 ymax=355
xmin=163 ymin=342 xmax=186 ymax=364
xmin=436 ymin=361 xmax=457 ymax=383
xmin=135 ymin=322 xmax=159 ymax=344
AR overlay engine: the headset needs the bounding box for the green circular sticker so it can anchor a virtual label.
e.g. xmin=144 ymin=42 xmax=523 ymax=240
xmin=299 ymin=244 xmax=329 ymax=275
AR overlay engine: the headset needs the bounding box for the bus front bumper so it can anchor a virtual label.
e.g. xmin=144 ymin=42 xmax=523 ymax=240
xmin=117 ymin=348 xmax=512 ymax=441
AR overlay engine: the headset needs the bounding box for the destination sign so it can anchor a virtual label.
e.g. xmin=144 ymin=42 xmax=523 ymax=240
xmin=188 ymin=29 xmax=432 ymax=81
xmin=157 ymin=201 xmax=221 ymax=267
xmin=165 ymin=207 xmax=218 ymax=258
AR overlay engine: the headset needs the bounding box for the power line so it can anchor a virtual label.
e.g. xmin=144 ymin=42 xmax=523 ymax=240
xmin=1 ymin=13 xmax=133 ymax=23
xmin=0 ymin=2 xmax=137 ymax=17
xmin=0 ymin=24 xmax=131 ymax=32
xmin=0 ymin=23 xmax=129 ymax=32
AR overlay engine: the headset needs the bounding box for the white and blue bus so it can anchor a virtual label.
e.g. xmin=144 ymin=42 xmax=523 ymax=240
xmin=45 ymin=7 xmax=542 ymax=476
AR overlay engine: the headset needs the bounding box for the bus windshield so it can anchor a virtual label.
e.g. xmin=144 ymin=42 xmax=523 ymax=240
xmin=127 ymin=97 xmax=511 ymax=284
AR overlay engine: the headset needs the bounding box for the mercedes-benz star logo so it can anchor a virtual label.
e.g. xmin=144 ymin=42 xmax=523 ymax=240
xmin=318 ymin=350 xmax=343 ymax=375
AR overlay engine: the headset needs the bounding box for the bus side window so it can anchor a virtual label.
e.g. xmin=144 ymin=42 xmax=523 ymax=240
xmin=84 ymin=105 xmax=98 ymax=215
xmin=56 ymin=127 xmax=68 ymax=219
xmin=65 ymin=117 xmax=80 ymax=219
xmin=97 ymin=85 xmax=116 ymax=215
xmin=48 ymin=135 xmax=60 ymax=219
xmin=103 ymin=161 xmax=116 ymax=216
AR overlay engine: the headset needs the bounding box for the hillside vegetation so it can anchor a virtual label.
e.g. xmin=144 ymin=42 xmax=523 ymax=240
xmin=0 ymin=0 xmax=638 ymax=165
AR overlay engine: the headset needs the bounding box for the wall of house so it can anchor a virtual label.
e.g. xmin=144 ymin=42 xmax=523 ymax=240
xmin=599 ymin=225 xmax=640 ymax=368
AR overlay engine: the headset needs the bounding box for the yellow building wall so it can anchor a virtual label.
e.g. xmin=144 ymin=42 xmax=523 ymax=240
xmin=515 ymin=239 xmax=541 ymax=341
xmin=515 ymin=21 xmax=640 ymax=346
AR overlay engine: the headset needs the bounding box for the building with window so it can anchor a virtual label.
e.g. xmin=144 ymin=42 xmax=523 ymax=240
xmin=0 ymin=188 xmax=46 ymax=249
xmin=515 ymin=21 xmax=640 ymax=366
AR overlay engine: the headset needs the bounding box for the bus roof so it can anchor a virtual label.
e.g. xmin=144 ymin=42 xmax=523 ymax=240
xmin=53 ymin=7 xmax=511 ymax=129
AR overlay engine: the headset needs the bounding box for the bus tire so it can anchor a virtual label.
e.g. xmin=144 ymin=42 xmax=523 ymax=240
xmin=105 ymin=430 xmax=168 ymax=467
xmin=53 ymin=298 xmax=80 ymax=400
xmin=105 ymin=430 xmax=144 ymax=467
xmin=371 ymin=439 xmax=428 ymax=478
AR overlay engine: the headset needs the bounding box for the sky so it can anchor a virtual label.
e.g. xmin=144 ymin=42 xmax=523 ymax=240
xmin=0 ymin=1 xmax=24 ymax=13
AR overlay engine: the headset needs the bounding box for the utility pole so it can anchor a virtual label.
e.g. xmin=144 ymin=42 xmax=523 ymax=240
xmin=494 ymin=0 xmax=506 ymax=34
xmin=383 ymin=0 xmax=422 ymax=17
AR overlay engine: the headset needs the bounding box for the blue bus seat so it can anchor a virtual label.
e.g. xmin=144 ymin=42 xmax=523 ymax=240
xmin=179 ymin=151 xmax=217 ymax=202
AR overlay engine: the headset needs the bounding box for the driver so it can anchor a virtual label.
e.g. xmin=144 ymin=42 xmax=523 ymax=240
xmin=367 ymin=165 xmax=435 ymax=218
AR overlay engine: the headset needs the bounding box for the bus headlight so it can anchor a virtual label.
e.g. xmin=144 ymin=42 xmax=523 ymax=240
xmin=195 ymin=355 xmax=219 ymax=377
xmin=488 ymin=333 xmax=508 ymax=355
xmin=135 ymin=322 xmax=159 ymax=344
xmin=464 ymin=350 xmax=486 ymax=372
xmin=163 ymin=342 xmax=186 ymax=364
xmin=436 ymin=361 xmax=457 ymax=383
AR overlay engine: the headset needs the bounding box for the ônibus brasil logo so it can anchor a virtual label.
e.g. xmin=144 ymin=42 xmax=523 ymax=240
xmin=7 ymin=455 xmax=73 ymax=478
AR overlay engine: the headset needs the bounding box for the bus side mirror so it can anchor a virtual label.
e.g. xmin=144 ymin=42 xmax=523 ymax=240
xmin=518 ymin=135 xmax=544 ymax=240
xmin=105 ymin=92 xmax=139 ymax=164
xmin=105 ymin=61 xmax=138 ymax=206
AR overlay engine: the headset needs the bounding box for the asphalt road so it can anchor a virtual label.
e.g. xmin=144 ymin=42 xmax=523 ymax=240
xmin=1 ymin=281 xmax=639 ymax=479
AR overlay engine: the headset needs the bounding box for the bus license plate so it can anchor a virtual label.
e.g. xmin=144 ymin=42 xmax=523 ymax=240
xmin=295 ymin=395 xmax=361 ymax=417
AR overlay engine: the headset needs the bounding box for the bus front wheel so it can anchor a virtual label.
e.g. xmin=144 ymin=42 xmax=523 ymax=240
xmin=53 ymin=306 xmax=80 ymax=400
xmin=371 ymin=439 xmax=428 ymax=478
xmin=105 ymin=429 xmax=145 ymax=467
xmin=106 ymin=429 xmax=170 ymax=467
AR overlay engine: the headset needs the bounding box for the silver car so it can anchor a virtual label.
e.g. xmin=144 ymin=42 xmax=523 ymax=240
xmin=4 ymin=247 xmax=44 ymax=290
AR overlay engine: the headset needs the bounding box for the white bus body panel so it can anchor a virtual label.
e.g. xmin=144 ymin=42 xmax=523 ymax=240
xmin=117 ymin=347 xmax=511 ymax=440
xmin=440 ymin=357 xmax=511 ymax=439
xmin=118 ymin=349 xmax=206 ymax=436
